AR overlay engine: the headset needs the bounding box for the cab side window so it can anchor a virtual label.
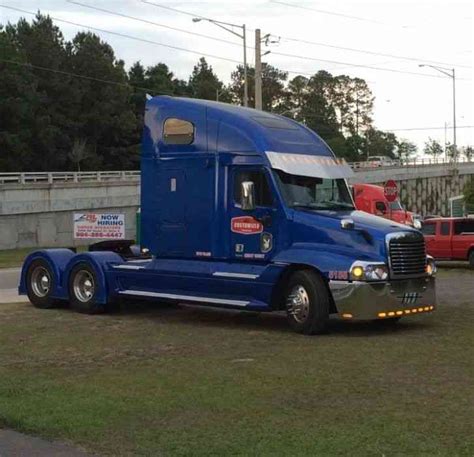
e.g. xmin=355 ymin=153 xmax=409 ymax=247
xmin=454 ymin=220 xmax=474 ymax=235
xmin=440 ymin=222 xmax=450 ymax=236
xmin=375 ymin=201 xmax=387 ymax=213
xmin=421 ymin=222 xmax=436 ymax=235
xmin=234 ymin=170 xmax=273 ymax=207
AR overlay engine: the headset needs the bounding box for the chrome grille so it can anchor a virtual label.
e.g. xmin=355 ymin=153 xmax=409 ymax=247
xmin=388 ymin=232 xmax=427 ymax=278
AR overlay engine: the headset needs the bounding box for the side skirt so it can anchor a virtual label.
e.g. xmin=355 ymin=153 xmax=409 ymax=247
xmin=119 ymin=289 xmax=249 ymax=307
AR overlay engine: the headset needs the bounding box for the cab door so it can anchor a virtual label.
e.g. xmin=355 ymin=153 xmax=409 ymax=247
xmin=228 ymin=167 xmax=278 ymax=261
xmin=422 ymin=221 xmax=438 ymax=257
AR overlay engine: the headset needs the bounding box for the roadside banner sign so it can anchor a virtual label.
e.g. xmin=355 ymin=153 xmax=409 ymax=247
xmin=384 ymin=180 xmax=398 ymax=202
xmin=73 ymin=213 xmax=125 ymax=239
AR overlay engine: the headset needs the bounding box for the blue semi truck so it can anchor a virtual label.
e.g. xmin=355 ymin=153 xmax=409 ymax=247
xmin=19 ymin=96 xmax=437 ymax=334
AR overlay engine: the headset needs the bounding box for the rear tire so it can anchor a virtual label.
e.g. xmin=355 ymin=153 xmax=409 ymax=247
xmin=26 ymin=259 xmax=58 ymax=309
xmin=285 ymin=270 xmax=329 ymax=335
xmin=68 ymin=263 xmax=105 ymax=314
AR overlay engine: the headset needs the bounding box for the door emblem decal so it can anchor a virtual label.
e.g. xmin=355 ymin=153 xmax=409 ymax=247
xmin=231 ymin=216 xmax=263 ymax=235
xmin=261 ymin=232 xmax=273 ymax=253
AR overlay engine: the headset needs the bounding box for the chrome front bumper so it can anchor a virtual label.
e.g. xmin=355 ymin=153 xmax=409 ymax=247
xmin=329 ymin=276 xmax=436 ymax=320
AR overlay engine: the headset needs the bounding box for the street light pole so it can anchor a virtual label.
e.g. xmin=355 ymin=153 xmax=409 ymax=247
xmin=192 ymin=17 xmax=248 ymax=107
xmin=419 ymin=64 xmax=457 ymax=160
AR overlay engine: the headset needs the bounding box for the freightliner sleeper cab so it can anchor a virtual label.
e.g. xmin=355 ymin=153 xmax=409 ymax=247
xmin=19 ymin=97 xmax=437 ymax=334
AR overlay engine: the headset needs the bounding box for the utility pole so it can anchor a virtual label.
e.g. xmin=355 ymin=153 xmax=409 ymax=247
xmin=242 ymin=24 xmax=248 ymax=107
xmin=255 ymin=28 xmax=262 ymax=110
xmin=453 ymin=68 xmax=457 ymax=158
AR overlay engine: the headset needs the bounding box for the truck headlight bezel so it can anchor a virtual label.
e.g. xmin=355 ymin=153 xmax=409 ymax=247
xmin=350 ymin=261 xmax=389 ymax=282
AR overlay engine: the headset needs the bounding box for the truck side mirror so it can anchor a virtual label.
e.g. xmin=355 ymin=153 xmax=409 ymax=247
xmin=241 ymin=181 xmax=256 ymax=211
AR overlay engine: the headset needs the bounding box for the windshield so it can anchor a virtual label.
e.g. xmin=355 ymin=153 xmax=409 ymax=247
xmin=273 ymin=170 xmax=354 ymax=211
xmin=389 ymin=200 xmax=403 ymax=211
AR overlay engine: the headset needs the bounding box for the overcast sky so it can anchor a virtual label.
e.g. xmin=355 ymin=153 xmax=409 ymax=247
xmin=1 ymin=0 xmax=473 ymax=153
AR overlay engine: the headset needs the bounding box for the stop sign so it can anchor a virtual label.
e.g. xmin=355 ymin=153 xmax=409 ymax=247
xmin=384 ymin=180 xmax=398 ymax=202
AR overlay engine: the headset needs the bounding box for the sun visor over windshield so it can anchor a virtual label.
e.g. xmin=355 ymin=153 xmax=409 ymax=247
xmin=265 ymin=151 xmax=354 ymax=179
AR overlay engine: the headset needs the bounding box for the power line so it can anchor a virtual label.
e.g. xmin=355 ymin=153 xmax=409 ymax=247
xmin=0 ymin=58 xmax=168 ymax=93
xmin=67 ymin=1 xmax=241 ymax=48
xmin=2 ymin=60 xmax=473 ymax=137
xmin=269 ymin=0 xmax=389 ymax=25
xmin=139 ymin=1 xmax=471 ymax=78
xmin=141 ymin=0 xmax=470 ymax=70
xmin=0 ymin=4 xmax=241 ymax=64
xmin=274 ymin=35 xmax=472 ymax=71
xmin=385 ymin=125 xmax=474 ymax=132
xmin=2 ymin=3 xmax=470 ymax=86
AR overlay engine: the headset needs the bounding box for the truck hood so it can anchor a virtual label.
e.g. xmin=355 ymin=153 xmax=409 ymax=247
xmin=289 ymin=209 xmax=419 ymax=263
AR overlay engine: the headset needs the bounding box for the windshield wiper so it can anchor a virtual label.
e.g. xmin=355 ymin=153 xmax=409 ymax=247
xmin=320 ymin=202 xmax=354 ymax=210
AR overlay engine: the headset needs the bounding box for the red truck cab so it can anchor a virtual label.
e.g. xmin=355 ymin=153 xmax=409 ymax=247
xmin=353 ymin=183 xmax=417 ymax=226
xmin=421 ymin=217 xmax=474 ymax=267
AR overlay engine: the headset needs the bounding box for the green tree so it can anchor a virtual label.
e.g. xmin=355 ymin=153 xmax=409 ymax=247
xmin=364 ymin=128 xmax=398 ymax=159
xmin=189 ymin=57 xmax=226 ymax=101
xmin=68 ymin=31 xmax=137 ymax=169
xmin=463 ymin=177 xmax=474 ymax=205
xmin=229 ymin=63 xmax=287 ymax=111
xmin=4 ymin=14 xmax=72 ymax=171
xmin=463 ymin=146 xmax=474 ymax=161
xmin=423 ymin=138 xmax=443 ymax=157
xmin=334 ymin=76 xmax=373 ymax=136
xmin=0 ymin=25 xmax=39 ymax=171
xmin=397 ymin=139 xmax=417 ymax=160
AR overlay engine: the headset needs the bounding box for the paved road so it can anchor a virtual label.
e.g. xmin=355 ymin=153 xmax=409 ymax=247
xmin=0 ymin=268 xmax=24 ymax=303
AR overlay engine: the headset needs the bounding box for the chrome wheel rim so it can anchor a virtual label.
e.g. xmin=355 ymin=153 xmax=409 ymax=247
xmin=286 ymin=285 xmax=310 ymax=323
xmin=73 ymin=270 xmax=95 ymax=303
xmin=31 ymin=266 xmax=51 ymax=297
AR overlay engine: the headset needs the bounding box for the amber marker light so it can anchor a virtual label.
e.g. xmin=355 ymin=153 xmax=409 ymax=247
xmin=378 ymin=312 xmax=387 ymax=318
xmin=342 ymin=313 xmax=353 ymax=319
xmin=351 ymin=266 xmax=364 ymax=279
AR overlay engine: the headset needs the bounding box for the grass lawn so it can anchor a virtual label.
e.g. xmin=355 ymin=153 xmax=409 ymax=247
xmin=0 ymin=268 xmax=473 ymax=456
xmin=0 ymin=246 xmax=87 ymax=269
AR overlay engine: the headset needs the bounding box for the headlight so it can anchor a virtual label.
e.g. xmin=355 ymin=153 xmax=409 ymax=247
xmin=350 ymin=261 xmax=389 ymax=281
xmin=426 ymin=256 xmax=437 ymax=276
xmin=413 ymin=219 xmax=422 ymax=229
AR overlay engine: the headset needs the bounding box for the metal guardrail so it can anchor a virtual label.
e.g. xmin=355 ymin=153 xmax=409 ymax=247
xmin=1 ymin=157 xmax=473 ymax=184
xmin=350 ymin=156 xmax=474 ymax=170
xmin=0 ymin=170 xmax=140 ymax=185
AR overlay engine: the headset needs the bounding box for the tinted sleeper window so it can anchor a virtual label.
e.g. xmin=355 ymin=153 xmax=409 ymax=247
xmin=163 ymin=118 xmax=194 ymax=145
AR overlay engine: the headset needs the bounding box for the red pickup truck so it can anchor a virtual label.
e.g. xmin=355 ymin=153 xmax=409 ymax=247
xmin=421 ymin=217 xmax=474 ymax=267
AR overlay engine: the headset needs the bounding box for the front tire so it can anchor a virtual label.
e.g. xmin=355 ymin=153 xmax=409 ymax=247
xmin=285 ymin=270 xmax=329 ymax=335
xmin=26 ymin=259 xmax=58 ymax=309
xmin=469 ymin=251 xmax=474 ymax=269
xmin=68 ymin=263 xmax=105 ymax=314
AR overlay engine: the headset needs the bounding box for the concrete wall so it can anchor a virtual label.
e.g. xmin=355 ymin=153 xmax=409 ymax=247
xmin=0 ymin=181 xmax=139 ymax=250
xmin=2 ymin=163 xmax=474 ymax=250
xmin=350 ymin=162 xmax=474 ymax=216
